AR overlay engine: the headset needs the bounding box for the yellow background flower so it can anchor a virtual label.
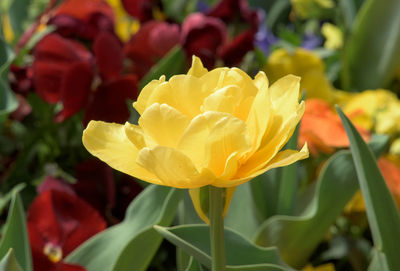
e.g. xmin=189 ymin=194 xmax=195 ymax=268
xmin=83 ymin=56 xmax=308 ymax=189
xmin=321 ymin=23 xmax=343 ymax=50
xmin=302 ymin=263 xmax=335 ymax=271
xmin=264 ymin=48 xmax=335 ymax=103
xmin=291 ymin=0 xmax=334 ymax=19
xmin=341 ymin=89 xmax=400 ymax=136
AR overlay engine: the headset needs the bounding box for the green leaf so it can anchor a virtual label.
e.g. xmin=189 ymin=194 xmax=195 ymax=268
xmin=368 ymin=249 xmax=389 ymax=271
xmin=337 ymin=106 xmax=400 ymax=271
xmin=249 ymin=168 xmax=281 ymax=222
xmin=0 ymin=35 xmax=17 ymax=116
xmin=341 ymin=0 xmax=400 ymax=91
xmin=254 ymin=135 xmax=388 ymax=268
xmin=155 ymin=224 xmax=294 ymax=271
xmin=184 ymin=257 xmax=206 ymax=271
xmin=139 ymin=46 xmax=186 ymax=90
xmin=276 ymin=125 xmax=299 ymax=215
xmin=0 ymin=183 xmax=25 ymax=214
xmin=0 ymin=249 xmax=23 ymax=271
xmin=8 ymin=0 xmax=32 ymax=37
xmin=161 ymin=0 xmax=198 ymax=23
xmin=266 ymin=0 xmax=290 ymax=31
xmin=0 ymin=193 xmax=32 ymax=271
xmin=65 ymin=185 xmax=183 ymax=271
xmin=224 ymin=182 xmax=260 ymax=240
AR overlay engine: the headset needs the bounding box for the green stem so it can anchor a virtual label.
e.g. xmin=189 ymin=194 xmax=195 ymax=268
xmin=209 ymin=186 xmax=226 ymax=271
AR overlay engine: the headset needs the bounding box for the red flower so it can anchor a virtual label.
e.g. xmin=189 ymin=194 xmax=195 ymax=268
xmin=124 ymin=20 xmax=180 ymax=78
xmin=38 ymin=161 xmax=143 ymax=223
xmin=32 ymin=32 xmax=137 ymax=124
xmin=181 ymin=13 xmax=227 ymax=69
xmin=50 ymin=0 xmax=115 ymax=40
xmin=72 ymin=159 xmax=142 ymax=222
xmin=121 ymin=0 xmax=163 ymax=22
xmin=27 ymin=190 xmax=106 ymax=271
xmin=181 ymin=0 xmax=260 ymax=68
xmin=33 ymin=33 xmax=92 ymax=104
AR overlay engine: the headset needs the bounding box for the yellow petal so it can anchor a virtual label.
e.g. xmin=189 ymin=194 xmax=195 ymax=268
xmin=269 ymin=74 xmax=301 ymax=118
xmin=187 ymin=56 xmax=208 ymax=77
xmin=205 ymin=115 xmax=251 ymax=177
xmin=188 ymin=186 xmax=237 ymax=224
xmin=253 ymin=70 xmax=269 ymax=90
xmin=238 ymin=101 xmax=305 ymax=177
xmin=234 ymin=96 xmax=255 ymax=121
xmin=263 ymin=143 xmax=309 ymax=171
xmin=178 ymin=112 xmax=250 ymax=178
xmin=223 ymin=186 xmax=237 ymax=217
xmin=136 ymin=146 xmax=215 ymax=188
xmin=201 ymin=68 xmax=258 ymax=99
xmin=177 ymin=111 xmax=230 ymax=169
xmin=245 ymin=71 xmax=272 ymax=158
xmin=139 ymin=103 xmax=190 ymax=147
xmin=220 ymin=152 xmax=240 ymax=180
xmin=138 ymin=75 xmax=209 ymax=118
xmin=215 ymin=143 xmax=309 ymax=187
xmin=189 ymin=187 xmax=210 ymax=224
xmin=82 ymin=121 xmax=161 ymax=184
xmin=201 ymin=85 xmax=242 ymax=115
xmin=133 ymin=75 xmax=166 ymax=115
xmin=124 ymin=122 xmax=147 ymax=149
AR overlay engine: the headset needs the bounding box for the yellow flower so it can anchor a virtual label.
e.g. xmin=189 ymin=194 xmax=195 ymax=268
xmin=390 ymin=138 xmax=400 ymax=155
xmin=105 ymin=0 xmax=139 ymax=42
xmin=291 ymin=0 xmax=334 ymax=19
xmin=302 ymin=263 xmax=335 ymax=271
xmin=342 ymin=89 xmax=400 ymax=136
xmin=264 ymin=48 xmax=335 ymax=103
xmin=321 ymin=23 xmax=343 ymax=50
xmin=1 ymin=14 xmax=14 ymax=42
xmin=83 ymin=56 xmax=308 ymax=190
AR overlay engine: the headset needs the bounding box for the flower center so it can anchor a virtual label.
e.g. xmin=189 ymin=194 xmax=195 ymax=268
xmin=43 ymin=242 xmax=63 ymax=263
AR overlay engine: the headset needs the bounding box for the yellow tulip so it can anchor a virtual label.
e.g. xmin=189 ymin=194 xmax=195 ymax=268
xmin=83 ymin=56 xmax=308 ymax=190
xmin=264 ymin=48 xmax=335 ymax=103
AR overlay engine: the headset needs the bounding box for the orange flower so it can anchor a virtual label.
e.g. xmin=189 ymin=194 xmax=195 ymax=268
xmin=346 ymin=156 xmax=400 ymax=212
xmin=378 ymin=157 xmax=400 ymax=207
xmin=299 ymin=99 xmax=370 ymax=155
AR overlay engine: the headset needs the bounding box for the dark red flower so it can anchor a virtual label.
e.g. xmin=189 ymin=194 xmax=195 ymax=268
xmin=32 ymin=33 xmax=92 ymax=104
xmin=218 ymin=29 xmax=256 ymax=66
xmin=32 ymin=32 xmax=137 ymax=124
xmin=37 ymin=160 xmax=143 ymax=223
xmin=121 ymin=0 xmax=163 ymax=22
xmin=9 ymin=65 xmax=33 ymax=95
xmin=37 ymin=176 xmax=76 ymax=196
xmin=124 ymin=20 xmax=180 ymax=78
xmin=50 ymin=0 xmax=115 ymax=40
xmin=27 ymin=190 xmax=106 ymax=271
xmin=181 ymin=0 xmax=260 ymax=68
xmin=181 ymin=13 xmax=227 ymax=69
xmin=72 ymin=160 xmax=115 ymax=220
xmin=72 ymin=159 xmax=143 ymax=222
xmin=83 ymin=74 xmax=137 ymax=125
xmin=207 ymin=0 xmax=259 ymax=28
